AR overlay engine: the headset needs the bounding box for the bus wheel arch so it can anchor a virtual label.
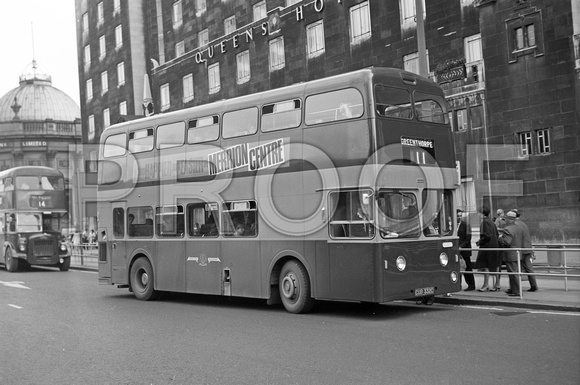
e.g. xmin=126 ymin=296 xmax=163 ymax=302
xmin=129 ymin=254 xmax=160 ymax=301
xmin=269 ymin=254 xmax=315 ymax=314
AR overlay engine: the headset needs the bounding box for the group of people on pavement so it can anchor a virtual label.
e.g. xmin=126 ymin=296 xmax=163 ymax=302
xmin=457 ymin=206 xmax=538 ymax=296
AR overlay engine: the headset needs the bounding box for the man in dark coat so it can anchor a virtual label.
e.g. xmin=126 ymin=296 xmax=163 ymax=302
xmin=457 ymin=209 xmax=475 ymax=291
xmin=498 ymin=211 xmax=524 ymax=296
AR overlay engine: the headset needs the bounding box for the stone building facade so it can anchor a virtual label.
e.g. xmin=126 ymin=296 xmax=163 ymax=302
xmin=75 ymin=0 xmax=579 ymax=242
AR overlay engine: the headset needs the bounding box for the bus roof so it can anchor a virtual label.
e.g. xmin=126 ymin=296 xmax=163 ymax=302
xmin=0 ymin=166 xmax=64 ymax=179
xmin=102 ymin=67 xmax=441 ymax=135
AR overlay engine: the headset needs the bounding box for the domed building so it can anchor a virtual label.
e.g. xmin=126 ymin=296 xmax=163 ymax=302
xmin=0 ymin=61 xmax=85 ymax=232
xmin=0 ymin=61 xmax=82 ymax=170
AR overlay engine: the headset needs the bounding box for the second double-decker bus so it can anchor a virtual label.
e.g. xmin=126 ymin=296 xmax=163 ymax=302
xmin=97 ymin=67 xmax=461 ymax=313
xmin=0 ymin=166 xmax=70 ymax=272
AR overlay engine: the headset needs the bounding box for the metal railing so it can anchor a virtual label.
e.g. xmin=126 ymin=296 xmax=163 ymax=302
xmin=460 ymin=246 xmax=580 ymax=299
xmin=69 ymin=243 xmax=99 ymax=267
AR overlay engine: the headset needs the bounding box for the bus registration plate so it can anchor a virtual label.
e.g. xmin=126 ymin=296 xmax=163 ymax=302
xmin=414 ymin=287 xmax=434 ymax=296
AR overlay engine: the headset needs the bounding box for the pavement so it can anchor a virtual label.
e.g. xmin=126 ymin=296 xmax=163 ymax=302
xmin=70 ymin=254 xmax=580 ymax=313
xmin=436 ymin=271 xmax=580 ymax=312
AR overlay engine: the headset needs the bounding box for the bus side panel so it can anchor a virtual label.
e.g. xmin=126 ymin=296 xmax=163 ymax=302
xmin=155 ymin=240 xmax=186 ymax=292
xmin=222 ymin=239 xmax=262 ymax=298
xmin=328 ymin=242 xmax=376 ymax=302
xmin=314 ymin=240 xmax=331 ymax=299
xmin=185 ymin=239 xmax=223 ymax=295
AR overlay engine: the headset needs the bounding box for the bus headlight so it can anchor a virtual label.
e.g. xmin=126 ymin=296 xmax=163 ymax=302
xmin=439 ymin=252 xmax=449 ymax=267
xmin=451 ymin=271 xmax=459 ymax=283
xmin=60 ymin=243 xmax=68 ymax=252
xmin=396 ymin=256 xmax=407 ymax=271
xmin=18 ymin=235 xmax=27 ymax=252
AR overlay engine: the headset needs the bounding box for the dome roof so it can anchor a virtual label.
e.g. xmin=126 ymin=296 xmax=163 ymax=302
xmin=0 ymin=61 xmax=80 ymax=122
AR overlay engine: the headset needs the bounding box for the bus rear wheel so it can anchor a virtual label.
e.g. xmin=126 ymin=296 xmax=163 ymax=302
xmin=279 ymin=260 xmax=314 ymax=314
xmin=130 ymin=257 xmax=160 ymax=301
xmin=5 ymin=248 xmax=19 ymax=272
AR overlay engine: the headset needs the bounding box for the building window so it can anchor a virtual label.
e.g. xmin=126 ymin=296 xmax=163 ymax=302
xmin=516 ymin=25 xmax=535 ymax=50
xmin=160 ymin=83 xmax=170 ymax=111
xmin=183 ymin=73 xmax=194 ymax=103
xmin=119 ymin=101 xmax=127 ymax=116
xmin=400 ymin=0 xmax=426 ymax=25
xmin=224 ymin=15 xmax=236 ymax=35
xmin=195 ymin=0 xmax=206 ymax=15
xmin=82 ymin=13 xmax=89 ymax=35
xmin=99 ymin=35 xmax=106 ymax=60
xmin=269 ymin=37 xmax=285 ymax=71
xmin=86 ymin=79 xmax=93 ymax=101
xmin=470 ymin=105 xmax=484 ymax=129
xmin=101 ymin=71 xmax=108 ymax=94
xmin=114 ymin=0 xmax=121 ymax=15
xmin=198 ymin=29 xmax=209 ymax=47
xmin=403 ymin=51 xmax=430 ymax=75
xmin=464 ymin=34 xmax=482 ymax=63
xmin=117 ymin=62 xmax=125 ymax=86
xmin=88 ymin=115 xmax=95 ymax=140
xmin=350 ymin=1 xmax=371 ymax=45
xmin=518 ymin=131 xmax=532 ymax=157
xmin=97 ymin=2 xmax=104 ymax=27
xmin=115 ymin=25 xmax=123 ymax=49
xmin=253 ymin=1 xmax=266 ymax=21
xmin=208 ymin=63 xmax=221 ymax=94
xmin=173 ymin=0 xmax=183 ymax=29
xmin=103 ymin=108 xmax=110 ymax=129
xmin=28 ymin=159 xmax=42 ymax=167
xmin=84 ymin=45 xmax=91 ymax=67
xmin=236 ymin=50 xmax=251 ymax=84
xmin=456 ymin=109 xmax=467 ymax=131
xmin=175 ymin=41 xmax=185 ymax=58
xmin=286 ymin=0 xmax=300 ymax=6
xmin=536 ymin=128 xmax=550 ymax=154
xmin=506 ymin=10 xmax=544 ymax=63
xmin=307 ymin=20 xmax=325 ymax=58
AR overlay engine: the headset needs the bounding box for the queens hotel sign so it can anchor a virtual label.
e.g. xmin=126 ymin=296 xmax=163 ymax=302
xmin=162 ymin=0 xmax=326 ymax=69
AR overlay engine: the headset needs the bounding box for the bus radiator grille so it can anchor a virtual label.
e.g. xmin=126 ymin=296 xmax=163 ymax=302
xmin=31 ymin=240 xmax=55 ymax=257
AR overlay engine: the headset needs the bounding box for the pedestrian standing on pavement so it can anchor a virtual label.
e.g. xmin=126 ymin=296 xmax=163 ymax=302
xmin=498 ymin=211 xmax=524 ymax=296
xmin=511 ymin=209 xmax=538 ymax=292
xmin=493 ymin=209 xmax=508 ymax=291
xmin=475 ymin=206 xmax=500 ymax=292
xmin=457 ymin=209 xmax=475 ymax=291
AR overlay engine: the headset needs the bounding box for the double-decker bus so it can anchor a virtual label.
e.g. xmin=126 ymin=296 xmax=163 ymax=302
xmin=97 ymin=67 xmax=461 ymax=313
xmin=0 ymin=166 xmax=70 ymax=272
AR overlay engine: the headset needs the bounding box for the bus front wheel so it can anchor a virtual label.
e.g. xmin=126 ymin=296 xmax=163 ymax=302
xmin=279 ymin=260 xmax=314 ymax=314
xmin=130 ymin=258 xmax=160 ymax=301
xmin=5 ymin=248 xmax=19 ymax=272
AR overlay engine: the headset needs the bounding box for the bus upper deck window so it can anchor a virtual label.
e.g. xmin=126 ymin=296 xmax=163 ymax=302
xmin=305 ymin=88 xmax=363 ymax=125
xmin=103 ymin=133 xmax=127 ymax=158
xmin=223 ymin=108 xmax=258 ymax=139
xmin=128 ymin=128 xmax=154 ymax=153
xmin=188 ymin=115 xmax=219 ymax=144
xmin=261 ymin=99 xmax=301 ymax=132
xmin=413 ymin=92 xmax=448 ymax=124
xmin=157 ymin=121 xmax=185 ymax=149
xmin=375 ymin=85 xmax=412 ymax=120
